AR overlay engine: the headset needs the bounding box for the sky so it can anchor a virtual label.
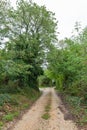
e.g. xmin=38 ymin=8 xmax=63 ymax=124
xmin=11 ymin=0 xmax=87 ymax=40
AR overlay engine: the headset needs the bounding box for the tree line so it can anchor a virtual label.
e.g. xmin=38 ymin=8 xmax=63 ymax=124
xmin=46 ymin=24 xmax=87 ymax=102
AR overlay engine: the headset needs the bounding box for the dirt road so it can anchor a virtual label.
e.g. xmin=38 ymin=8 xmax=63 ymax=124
xmin=7 ymin=88 xmax=78 ymax=130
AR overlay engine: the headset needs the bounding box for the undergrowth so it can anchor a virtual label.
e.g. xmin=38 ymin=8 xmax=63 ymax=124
xmin=59 ymin=93 xmax=87 ymax=128
xmin=0 ymin=87 xmax=41 ymax=130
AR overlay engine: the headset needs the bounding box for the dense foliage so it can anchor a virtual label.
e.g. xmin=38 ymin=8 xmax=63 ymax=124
xmin=1 ymin=0 xmax=87 ymax=127
xmin=47 ymin=26 xmax=87 ymax=101
xmin=0 ymin=0 xmax=57 ymax=92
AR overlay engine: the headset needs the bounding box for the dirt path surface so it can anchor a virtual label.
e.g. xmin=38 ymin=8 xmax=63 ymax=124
xmin=6 ymin=88 xmax=78 ymax=130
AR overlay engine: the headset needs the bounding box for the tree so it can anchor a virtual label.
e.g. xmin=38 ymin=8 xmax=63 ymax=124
xmin=0 ymin=0 xmax=58 ymax=91
xmin=47 ymin=27 xmax=87 ymax=100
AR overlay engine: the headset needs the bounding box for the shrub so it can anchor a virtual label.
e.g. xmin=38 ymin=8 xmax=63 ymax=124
xmin=2 ymin=112 xmax=19 ymax=122
xmin=0 ymin=94 xmax=11 ymax=106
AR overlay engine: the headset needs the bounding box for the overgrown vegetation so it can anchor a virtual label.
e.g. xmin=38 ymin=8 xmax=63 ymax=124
xmin=0 ymin=0 xmax=57 ymax=92
xmin=0 ymin=87 xmax=41 ymax=129
xmin=0 ymin=0 xmax=57 ymax=129
xmin=1 ymin=0 xmax=87 ymax=128
xmin=38 ymin=75 xmax=52 ymax=88
xmin=46 ymin=23 xmax=87 ymax=127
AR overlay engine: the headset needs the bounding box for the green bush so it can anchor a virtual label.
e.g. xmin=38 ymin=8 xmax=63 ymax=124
xmin=0 ymin=94 xmax=11 ymax=106
xmin=2 ymin=112 xmax=19 ymax=122
xmin=66 ymin=96 xmax=82 ymax=107
xmin=2 ymin=114 xmax=14 ymax=121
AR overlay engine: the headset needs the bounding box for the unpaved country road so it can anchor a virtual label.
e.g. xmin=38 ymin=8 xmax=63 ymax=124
xmin=7 ymin=88 xmax=78 ymax=130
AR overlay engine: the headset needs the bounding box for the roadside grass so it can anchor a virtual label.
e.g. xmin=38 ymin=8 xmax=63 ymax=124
xmin=58 ymin=92 xmax=87 ymax=129
xmin=42 ymin=93 xmax=51 ymax=120
xmin=0 ymin=87 xmax=41 ymax=129
xmin=65 ymin=95 xmax=87 ymax=126
xmin=2 ymin=112 xmax=19 ymax=122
